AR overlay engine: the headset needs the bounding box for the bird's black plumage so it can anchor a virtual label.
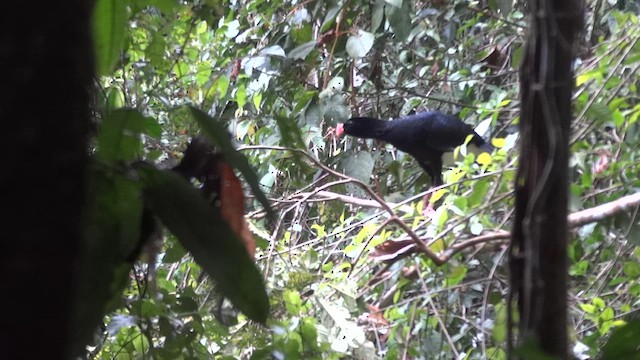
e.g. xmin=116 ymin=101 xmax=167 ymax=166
xmin=336 ymin=111 xmax=493 ymax=185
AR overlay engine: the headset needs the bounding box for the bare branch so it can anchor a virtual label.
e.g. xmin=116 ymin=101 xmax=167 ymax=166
xmin=568 ymin=191 xmax=640 ymax=226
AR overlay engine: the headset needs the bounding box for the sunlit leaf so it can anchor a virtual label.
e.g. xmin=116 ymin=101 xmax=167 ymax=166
xmin=429 ymin=238 xmax=446 ymax=253
xmin=105 ymin=87 xmax=125 ymax=109
xmin=477 ymin=152 xmax=492 ymax=165
xmin=93 ymin=0 xmax=128 ymax=75
xmin=346 ymin=30 xmax=375 ymax=58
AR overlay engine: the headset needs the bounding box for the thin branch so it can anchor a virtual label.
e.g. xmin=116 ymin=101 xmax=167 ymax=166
xmin=568 ymin=191 xmax=640 ymax=226
xmin=239 ymin=145 xmax=439 ymax=260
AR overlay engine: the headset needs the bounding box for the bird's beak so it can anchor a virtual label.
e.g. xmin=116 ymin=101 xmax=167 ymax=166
xmin=335 ymin=123 xmax=345 ymax=137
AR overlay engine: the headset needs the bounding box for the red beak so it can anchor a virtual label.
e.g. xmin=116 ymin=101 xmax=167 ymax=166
xmin=335 ymin=123 xmax=345 ymax=137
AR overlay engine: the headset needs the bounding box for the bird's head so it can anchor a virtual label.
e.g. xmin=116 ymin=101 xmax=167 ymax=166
xmin=335 ymin=117 xmax=384 ymax=139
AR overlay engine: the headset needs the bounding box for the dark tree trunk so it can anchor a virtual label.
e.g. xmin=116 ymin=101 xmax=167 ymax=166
xmin=509 ymin=1 xmax=583 ymax=358
xmin=0 ymin=2 xmax=94 ymax=358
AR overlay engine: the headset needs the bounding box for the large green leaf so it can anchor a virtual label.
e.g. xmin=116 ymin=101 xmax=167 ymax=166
xmin=288 ymin=41 xmax=317 ymax=60
xmin=92 ymin=0 xmax=128 ymax=76
xmin=97 ymin=110 xmax=144 ymax=164
xmin=341 ymin=151 xmax=374 ymax=183
xmin=139 ymin=165 xmax=270 ymax=323
xmin=70 ymin=165 xmax=145 ymax=355
xmin=386 ymin=0 xmax=411 ymax=41
xmin=600 ymin=319 xmax=640 ymax=360
xmin=188 ymin=107 xmax=275 ymax=220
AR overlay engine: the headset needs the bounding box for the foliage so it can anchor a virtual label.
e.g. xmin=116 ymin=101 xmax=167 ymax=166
xmin=83 ymin=0 xmax=640 ymax=359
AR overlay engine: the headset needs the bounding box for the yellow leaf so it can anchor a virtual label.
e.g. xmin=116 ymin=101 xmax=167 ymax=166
xmin=477 ymin=152 xmax=492 ymax=165
xmin=430 ymin=238 xmax=446 ymax=253
xmin=449 ymin=168 xmax=466 ymax=183
xmin=491 ymin=138 xmax=507 ymax=148
xmin=430 ymin=188 xmax=449 ymax=203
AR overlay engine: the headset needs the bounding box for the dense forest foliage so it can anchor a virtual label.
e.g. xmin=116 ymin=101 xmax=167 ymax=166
xmin=72 ymin=0 xmax=640 ymax=358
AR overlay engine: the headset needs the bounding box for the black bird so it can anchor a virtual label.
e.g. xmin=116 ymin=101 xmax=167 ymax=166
xmin=336 ymin=111 xmax=493 ymax=213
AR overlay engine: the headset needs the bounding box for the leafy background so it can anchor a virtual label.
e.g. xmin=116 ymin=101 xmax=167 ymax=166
xmin=87 ymin=0 xmax=640 ymax=359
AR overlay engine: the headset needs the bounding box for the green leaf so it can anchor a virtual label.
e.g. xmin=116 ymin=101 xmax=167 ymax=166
xmin=93 ymin=0 xmax=128 ymax=76
xmin=136 ymin=0 xmax=180 ymax=14
xmin=586 ymin=101 xmax=614 ymax=125
xmin=163 ymin=236 xmax=186 ymax=263
xmin=511 ymin=45 xmax=524 ymax=68
xmin=142 ymin=116 xmax=163 ymax=139
xmin=188 ymin=107 xmax=275 ymax=220
xmin=493 ymin=0 xmax=512 ymax=14
xmin=236 ymin=84 xmax=247 ymax=109
xmin=445 ymin=265 xmax=468 ymax=286
xmin=600 ymin=307 xmax=615 ymax=322
xmin=291 ymin=23 xmax=313 ymax=44
xmin=70 ymin=166 xmax=145 ymax=352
xmin=341 ymin=151 xmax=374 ymax=183
xmin=371 ymin=0 xmax=386 ymax=32
xmin=147 ymin=33 xmax=168 ymax=70
xmin=139 ymin=166 xmax=270 ymax=323
xmin=276 ymin=115 xmax=306 ymax=152
xmin=346 ymin=30 xmax=375 ymax=58
xmin=304 ymin=103 xmax=324 ymax=126
xmin=600 ymin=320 xmax=640 ymax=360
xmin=593 ymin=297 xmax=606 ymax=310
xmin=288 ymin=41 xmax=317 ymax=60
xmin=386 ymin=0 xmax=411 ymax=41
xmin=321 ymin=6 xmax=341 ymax=33
xmin=623 ymin=261 xmax=640 ymax=277
xmin=469 ymin=179 xmax=490 ymax=207
xmin=283 ymin=290 xmax=303 ymax=315
xmin=105 ymin=86 xmax=125 ymax=109
xmin=300 ymin=317 xmax=320 ymax=351
xmin=97 ymin=109 xmax=150 ymax=164
xmin=492 ymin=303 xmax=507 ymax=342
xmin=215 ymin=75 xmax=230 ymax=98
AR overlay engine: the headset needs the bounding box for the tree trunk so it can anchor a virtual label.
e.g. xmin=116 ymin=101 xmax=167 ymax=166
xmin=0 ymin=2 xmax=94 ymax=358
xmin=510 ymin=1 xmax=583 ymax=358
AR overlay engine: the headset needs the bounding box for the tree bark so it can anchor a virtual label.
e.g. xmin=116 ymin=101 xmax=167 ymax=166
xmin=510 ymin=1 xmax=583 ymax=358
xmin=0 ymin=2 xmax=94 ymax=358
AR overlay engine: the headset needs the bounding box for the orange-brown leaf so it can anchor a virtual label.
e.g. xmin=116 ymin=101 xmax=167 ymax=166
xmin=219 ymin=161 xmax=256 ymax=259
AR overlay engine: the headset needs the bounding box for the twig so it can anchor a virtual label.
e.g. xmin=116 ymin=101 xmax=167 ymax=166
xmin=239 ymin=145 xmax=439 ymax=260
